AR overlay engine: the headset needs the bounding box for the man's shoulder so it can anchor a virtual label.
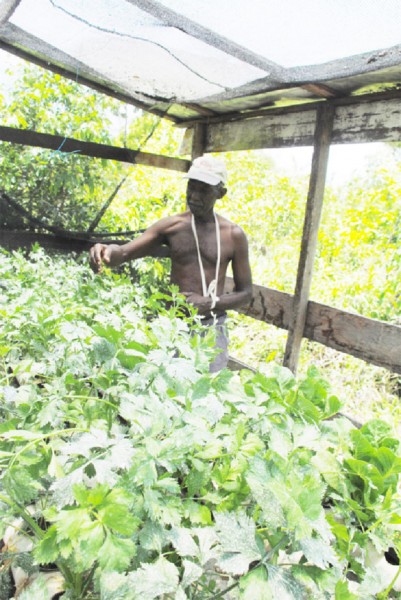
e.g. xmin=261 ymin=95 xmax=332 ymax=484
xmin=151 ymin=211 xmax=189 ymax=228
xmin=216 ymin=214 xmax=247 ymax=237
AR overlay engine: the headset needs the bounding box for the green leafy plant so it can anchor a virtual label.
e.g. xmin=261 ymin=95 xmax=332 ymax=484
xmin=1 ymin=248 xmax=401 ymax=598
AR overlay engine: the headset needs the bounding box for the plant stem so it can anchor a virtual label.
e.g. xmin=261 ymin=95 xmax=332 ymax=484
xmin=8 ymin=427 xmax=87 ymax=469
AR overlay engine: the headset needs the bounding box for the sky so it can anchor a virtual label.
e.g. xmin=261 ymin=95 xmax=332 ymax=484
xmin=262 ymin=143 xmax=396 ymax=186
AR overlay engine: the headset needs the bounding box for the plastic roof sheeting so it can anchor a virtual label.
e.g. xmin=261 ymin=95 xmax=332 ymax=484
xmin=1 ymin=0 xmax=401 ymax=122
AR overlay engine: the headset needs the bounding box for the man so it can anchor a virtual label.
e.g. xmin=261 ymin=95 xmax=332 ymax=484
xmin=89 ymin=155 xmax=252 ymax=371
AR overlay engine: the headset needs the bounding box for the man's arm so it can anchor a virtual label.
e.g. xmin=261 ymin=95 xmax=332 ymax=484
xmin=217 ymin=225 xmax=253 ymax=311
xmin=89 ymin=219 xmax=171 ymax=273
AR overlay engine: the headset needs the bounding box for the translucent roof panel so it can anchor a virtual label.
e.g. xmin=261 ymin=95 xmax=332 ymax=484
xmin=7 ymin=0 xmax=267 ymax=100
xmin=160 ymin=0 xmax=401 ymax=68
xmin=1 ymin=0 xmax=401 ymax=122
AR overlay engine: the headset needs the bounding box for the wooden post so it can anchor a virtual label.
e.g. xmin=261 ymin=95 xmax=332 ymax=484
xmin=191 ymin=123 xmax=207 ymax=159
xmin=283 ymin=103 xmax=335 ymax=373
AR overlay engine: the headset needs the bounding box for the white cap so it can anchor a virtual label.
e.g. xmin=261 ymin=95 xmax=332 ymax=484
xmin=184 ymin=155 xmax=227 ymax=186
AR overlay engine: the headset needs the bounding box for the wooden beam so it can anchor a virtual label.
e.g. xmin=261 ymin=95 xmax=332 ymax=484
xmin=186 ymin=91 xmax=401 ymax=151
xmin=227 ymin=356 xmax=256 ymax=372
xmin=126 ymin=0 xmax=286 ymax=82
xmin=0 ymin=230 xmax=128 ymax=253
xmin=284 ymin=104 xmax=335 ymax=373
xmin=177 ymin=88 xmax=401 ymax=129
xmin=302 ymin=83 xmax=338 ymax=98
xmin=0 ymin=126 xmax=190 ymax=172
xmin=0 ymin=0 xmax=21 ymax=25
xmin=224 ymin=279 xmax=401 ymax=375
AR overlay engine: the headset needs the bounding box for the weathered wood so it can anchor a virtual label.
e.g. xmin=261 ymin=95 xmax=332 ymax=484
xmin=224 ymin=278 xmax=401 ymax=374
xmin=227 ymin=356 xmax=256 ymax=372
xmin=0 ymin=230 xmax=127 ymax=252
xmin=303 ymin=302 xmax=401 ymax=374
xmin=0 ymin=126 xmax=190 ymax=172
xmin=0 ymin=0 xmax=20 ymax=25
xmin=302 ymin=83 xmax=337 ymax=98
xmin=191 ymin=123 xmax=207 ymax=159
xmin=177 ymin=88 xmax=401 ymax=129
xmin=284 ymin=104 xmax=335 ymax=373
xmin=197 ymin=94 xmax=401 ymax=151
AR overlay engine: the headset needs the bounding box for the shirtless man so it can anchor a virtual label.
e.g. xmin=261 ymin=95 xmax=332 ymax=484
xmin=89 ymin=155 xmax=252 ymax=371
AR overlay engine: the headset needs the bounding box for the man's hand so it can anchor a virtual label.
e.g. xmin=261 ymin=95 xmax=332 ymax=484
xmin=182 ymin=292 xmax=212 ymax=316
xmin=89 ymin=243 xmax=113 ymax=273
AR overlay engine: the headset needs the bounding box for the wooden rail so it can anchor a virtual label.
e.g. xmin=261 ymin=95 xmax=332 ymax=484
xmin=0 ymin=126 xmax=190 ymax=172
xmin=225 ymin=278 xmax=401 ymax=374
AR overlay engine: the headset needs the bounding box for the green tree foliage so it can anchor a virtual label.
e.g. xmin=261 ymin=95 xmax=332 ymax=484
xmin=0 ymin=64 xmax=125 ymax=231
xmin=0 ymin=63 xmax=185 ymax=233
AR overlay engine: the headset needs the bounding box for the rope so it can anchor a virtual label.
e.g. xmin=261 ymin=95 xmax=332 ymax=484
xmin=191 ymin=212 xmax=221 ymax=310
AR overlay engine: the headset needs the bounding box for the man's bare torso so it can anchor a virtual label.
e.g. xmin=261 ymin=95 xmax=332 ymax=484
xmin=160 ymin=210 xmax=236 ymax=299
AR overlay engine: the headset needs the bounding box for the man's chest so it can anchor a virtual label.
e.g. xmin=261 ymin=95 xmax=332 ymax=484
xmin=167 ymin=223 xmax=233 ymax=266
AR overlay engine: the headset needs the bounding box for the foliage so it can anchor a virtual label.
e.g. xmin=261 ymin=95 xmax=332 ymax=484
xmin=1 ymin=59 xmax=401 ymax=447
xmin=1 ymin=249 xmax=401 ymax=598
xmin=220 ymin=150 xmax=401 ymax=413
xmin=0 ymin=62 xmax=185 ymax=234
xmin=0 ymin=64 xmax=126 ymax=231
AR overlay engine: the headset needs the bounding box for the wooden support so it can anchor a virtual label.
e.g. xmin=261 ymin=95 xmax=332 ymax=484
xmin=191 ymin=123 xmax=207 ymax=159
xmin=224 ymin=278 xmax=401 ymax=375
xmin=284 ymin=104 xmax=335 ymax=373
xmin=0 ymin=0 xmax=20 ymax=25
xmin=0 ymin=126 xmax=190 ymax=172
xmin=187 ymin=90 xmax=401 ymax=152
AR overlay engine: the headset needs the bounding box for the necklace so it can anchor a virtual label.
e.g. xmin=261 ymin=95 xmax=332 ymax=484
xmin=191 ymin=212 xmax=221 ymax=310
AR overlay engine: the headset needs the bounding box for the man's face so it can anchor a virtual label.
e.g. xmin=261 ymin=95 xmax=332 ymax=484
xmin=186 ymin=179 xmax=222 ymax=218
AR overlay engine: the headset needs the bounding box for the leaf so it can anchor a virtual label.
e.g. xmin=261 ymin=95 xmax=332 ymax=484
xmin=34 ymin=526 xmax=59 ymax=565
xmin=17 ymin=574 xmax=51 ymax=600
xmin=300 ymin=537 xmax=339 ymax=569
xmin=191 ymin=376 xmax=211 ymax=400
xmin=128 ymin=556 xmax=179 ymax=599
xmin=185 ymin=502 xmax=213 ymax=526
xmin=99 ymin=571 xmax=134 ymax=600
xmin=76 ymin=522 xmax=105 ymax=569
xmin=169 ymin=527 xmax=199 ymax=557
xmin=139 ymin=522 xmax=168 ymax=552
xmin=98 ymin=489 xmax=139 ymax=535
xmin=98 ymin=533 xmax=136 ymax=572
xmin=311 ymin=450 xmax=344 ymax=493
xmin=192 ymin=526 xmax=219 ymax=565
xmin=215 ymin=512 xmax=261 ymax=575
xmin=335 ymin=580 xmax=358 ymax=600
xmin=246 ymin=457 xmax=286 ymax=528
xmin=266 ymin=565 xmax=307 ymax=600
xmin=4 ymin=467 xmax=41 ymax=503
xmin=240 ymin=566 xmax=272 ymax=599
xmin=53 ymin=507 xmax=93 ymax=541
xmin=181 ymin=559 xmax=203 ymax=588
xmin=1 ymin=429 xmax=42 ymax=440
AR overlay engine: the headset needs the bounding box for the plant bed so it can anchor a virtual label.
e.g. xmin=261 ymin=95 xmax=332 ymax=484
xmin=1 ymin=248 xmax=401 ymax=599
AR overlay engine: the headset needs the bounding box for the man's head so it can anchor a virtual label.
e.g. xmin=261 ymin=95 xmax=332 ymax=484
xmin=184 ymin=155 xmax=227 ymax=218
